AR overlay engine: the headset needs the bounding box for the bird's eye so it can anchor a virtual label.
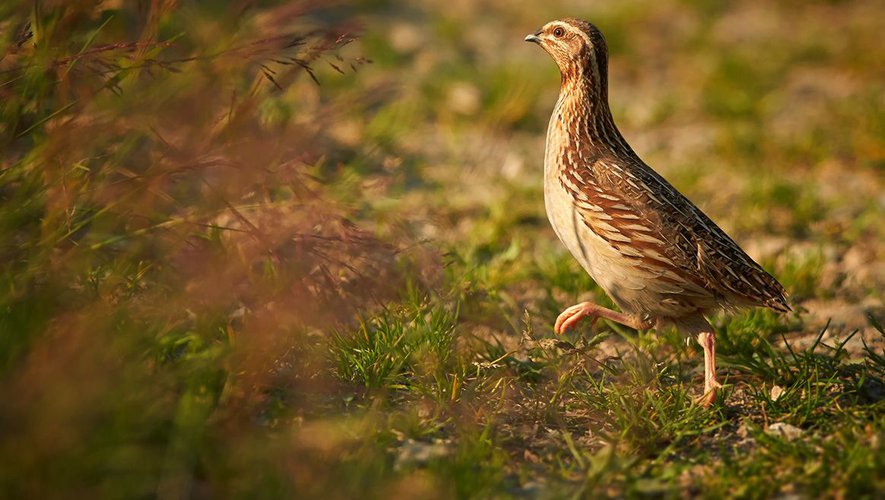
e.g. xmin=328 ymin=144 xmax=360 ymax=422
xmin=553 ymin=27 xmax=565 ymax=38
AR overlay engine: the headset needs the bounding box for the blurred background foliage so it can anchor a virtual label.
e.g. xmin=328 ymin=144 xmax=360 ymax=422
xmin=0 ymin=0 xmax=882 ymax=498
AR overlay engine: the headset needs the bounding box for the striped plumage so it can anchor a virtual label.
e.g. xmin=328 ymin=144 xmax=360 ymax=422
xmin=526 ymin=19 xmax=789 ymax=406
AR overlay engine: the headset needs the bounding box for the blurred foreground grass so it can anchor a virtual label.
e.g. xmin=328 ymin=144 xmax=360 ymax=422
xmin=1 ymin=0 xmax=883 ymax=498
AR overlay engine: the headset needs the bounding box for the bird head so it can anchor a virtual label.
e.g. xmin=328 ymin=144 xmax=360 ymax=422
xmin=525 ymin=19 xmax=609 ymax=89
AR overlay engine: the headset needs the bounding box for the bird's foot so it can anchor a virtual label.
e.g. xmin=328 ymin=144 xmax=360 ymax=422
xmin=554 ymin=302 xmax=654 ymax=334
xmin=554 ymin=303 xmax=599 ymax=334
xmin=696 ymin=380 xmax=723 ymax=408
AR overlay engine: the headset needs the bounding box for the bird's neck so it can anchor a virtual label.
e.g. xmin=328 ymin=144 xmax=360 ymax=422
xmin=553 ymin=76 xmax=635 ymax=158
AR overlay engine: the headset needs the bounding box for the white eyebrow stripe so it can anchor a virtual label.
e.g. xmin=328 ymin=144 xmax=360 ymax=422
xmin=567 ymin=23 xmax=593 ymax=47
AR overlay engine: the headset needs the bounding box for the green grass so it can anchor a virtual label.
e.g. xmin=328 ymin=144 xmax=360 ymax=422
xmin=1 ymin=0 xmax=883 ymax=498
xmin=332 ymin=290 xmax=460 ymax=394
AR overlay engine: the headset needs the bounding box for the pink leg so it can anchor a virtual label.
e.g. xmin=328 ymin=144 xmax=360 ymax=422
xmin=673 ymin=314 xmax=723 ymax=407
xmin=696 ymin=330 xmax=722 ymax=407
xmin=554 ymin=302 xmax=653 ymax=335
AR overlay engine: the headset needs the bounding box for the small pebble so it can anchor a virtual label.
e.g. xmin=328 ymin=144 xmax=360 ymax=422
xmin=767 ymin=422 xmax=803 ymax=440
xmin=770 ymin=385 xmax=785 ymax=401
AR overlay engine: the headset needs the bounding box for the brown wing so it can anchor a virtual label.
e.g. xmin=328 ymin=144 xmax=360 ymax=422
xmin=558 ymin=150 xmax=715 ymax=310
xmin=560 ymin=150 xmax=790 ymax=313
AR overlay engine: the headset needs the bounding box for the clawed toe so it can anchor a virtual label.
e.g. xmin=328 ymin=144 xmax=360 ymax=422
xmin=696 ymin=390 xmax=716 ymax=408
xmin=696 ymin=381 xmax=723 ymax=408
xmin=558 ymin=314 xmax=592 ymax=334
xmin=553 ymin=303 xmax=598 ymax=334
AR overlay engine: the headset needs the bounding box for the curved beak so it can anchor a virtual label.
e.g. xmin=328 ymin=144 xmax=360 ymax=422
xmin=524 ymin=31 xmax=542 ymax=44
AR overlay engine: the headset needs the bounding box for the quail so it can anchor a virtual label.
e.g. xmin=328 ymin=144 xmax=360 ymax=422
xmin=526 ymin=19 xmax=790 ymax=406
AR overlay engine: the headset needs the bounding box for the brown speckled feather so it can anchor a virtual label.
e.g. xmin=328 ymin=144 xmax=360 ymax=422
xmin=563 ymin=150 xmax=790 ymax=313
